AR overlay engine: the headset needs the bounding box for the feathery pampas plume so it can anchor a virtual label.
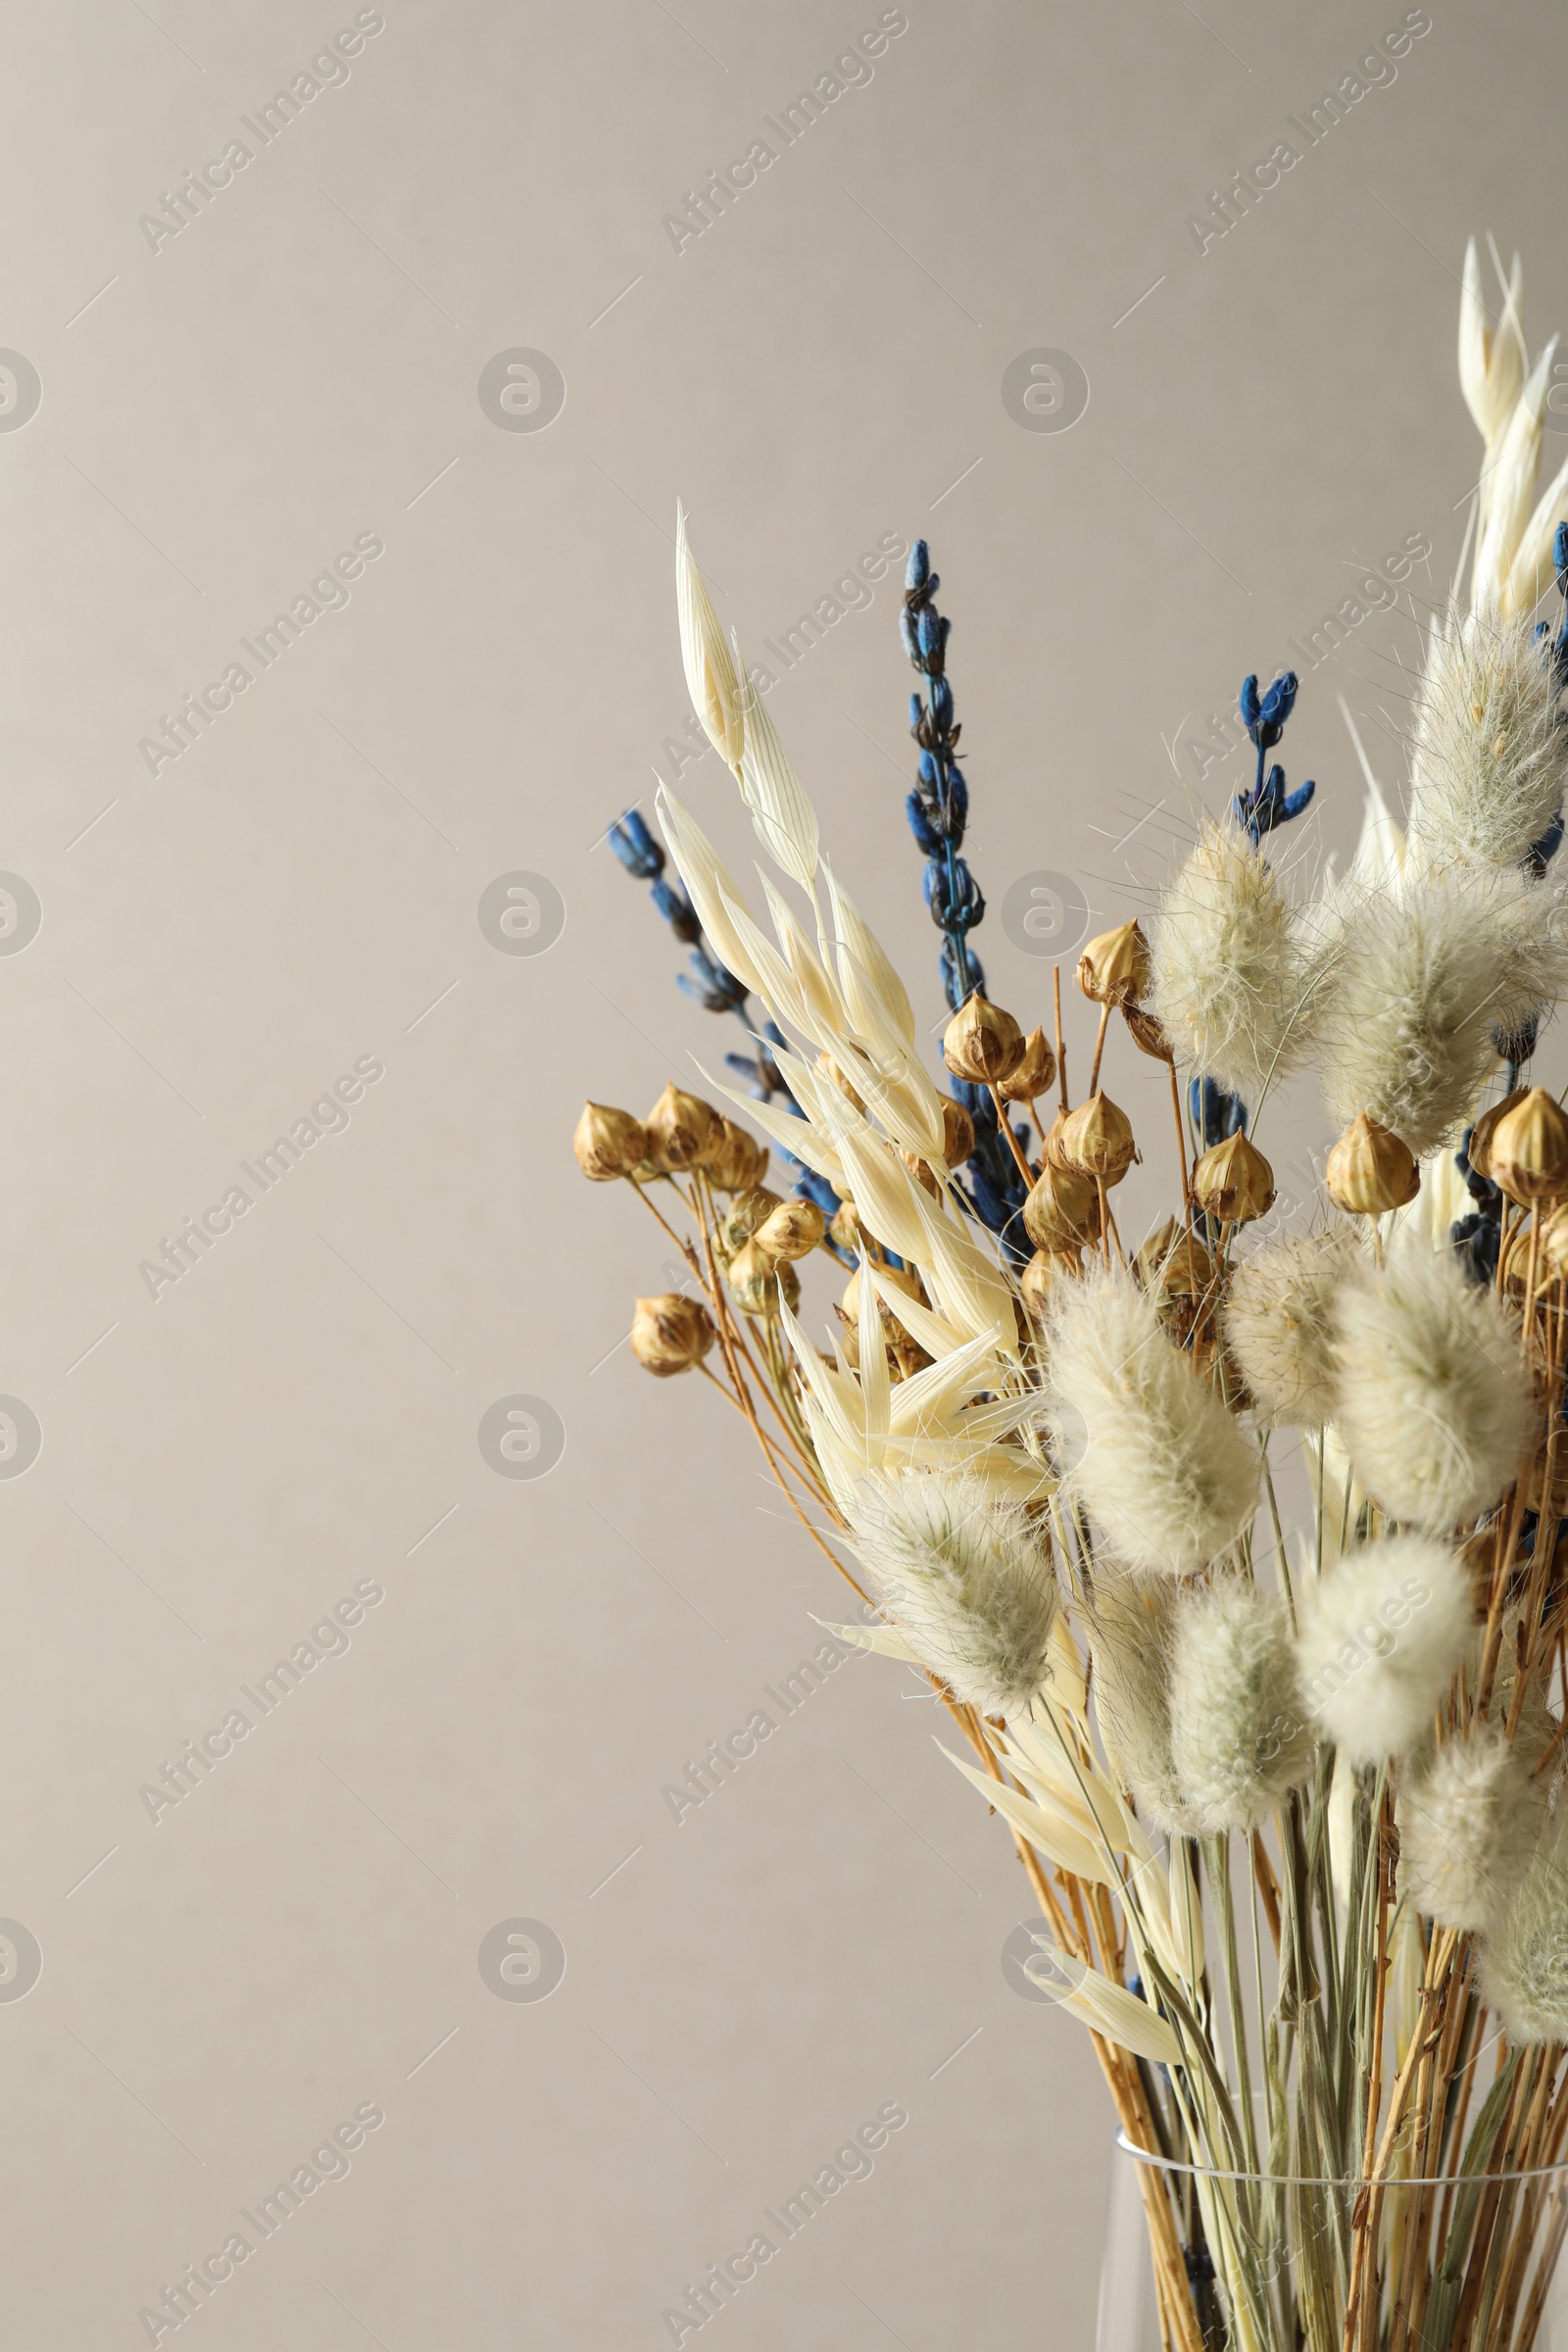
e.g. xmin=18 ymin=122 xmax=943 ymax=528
xmin=1315 ymin=862 xmax=1568 ymax=1155
xmin=841 ymin=1470 xmax=1058 ymax=1717
xmin=1168 ymin=1579 xmax=1314 ymax=1832
xmin=1083 ymin=1576 xmax=1194 ymax=1835
xmin=1479 ymin=1804 xmax=1568 ymax=2043
xmin=1295 ymin=1536 xmax=1472 ymax=1761
xmin=1332 ymin=1254 xmax=1532 ymax=1531
xmin=1408 ymin=603 xmax=1568 ymax=872
xmin=1047 ymin=1264 xmax=1258 ymax=1577
xmin=1224 ymin=1228 xmax=1352 ymax=1427
xmin=1149 ymin=823 xmax=1320 ymax=1099
xmin=1399 ymin=1724 xmax=1545 ymax=1931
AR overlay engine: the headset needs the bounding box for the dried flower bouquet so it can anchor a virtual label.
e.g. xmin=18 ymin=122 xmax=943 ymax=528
xmin=577 ymin=241 xmax=1568 ymax=2352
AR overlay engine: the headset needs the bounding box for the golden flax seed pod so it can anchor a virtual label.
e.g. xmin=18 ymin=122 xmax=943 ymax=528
xmin=573 ymin=1102 xmax=651 ymax=1182
xmin=887 ymin=1330 xmax=934 ymax=1381
xmin=1135 ymin=1215 xmax=1215 ymax=1298
xmin=728 ymin=1240 xmax=801 ymax=1317
xmin=1490 ymin=1087 xmax=1568 ymax=1205
xmin=1122 ymin=1003 xmax=1174 ymax=1062
xmin=1020 ymin=1247 xmax=1080 ymax=1329
xmin=1058 ymin=1093 xmax=1137 ymax=1185
xmin=840 ymin=1259 xmax=922 ymax=1324
xmin=829 ymin=1196 xmax=861 ymax=1256
xmin=996 ymin=1026 xmax=1057 ymax=1104
xmin=942 ymin=995 xmax=1026 ymax=1086
xmin=839 ymin=1259 xmax=929 ymax=1380
xmin=1325 ymin=1112 xmax=1420 ymax=1216
xmin=1468 ymin=1087 xmax=1529 ymax=1183
xmin=1499 ymin=1217 xmax=1538 ymax=1293
xmin=1040 ymin=1107 xmax=1072 ymax=1171
xmin=1076 ymin=919 xmax=1151 ymax=1007
xmin=902 ymin=1150 xmax=942 ymax=1200
xmin=707 ymin=1119 xmax=769 ymax=1193
xmin=816 ymin=1051 xmax=866 ymax=1114
xmin=1022 ymin=1163 xmax=1099 ymax=1251
xmin=645 ymin=1082 xmax=721 ymax=1172
xmin=1192 ymin=1130 xmax=1275 ymax=1224
xmin=753 ymin=1199 xmax=826 ymax=1263
xmin=1541 ymin=1202 xmax=1568 ymax=1282
xmin=719 ymin=1186 xmax=782 ymax=1254
xmin=629 ymin=1294 xmax=715 ymax=1377
xmin=942 ymin=1099 xmax=976 ymax=1168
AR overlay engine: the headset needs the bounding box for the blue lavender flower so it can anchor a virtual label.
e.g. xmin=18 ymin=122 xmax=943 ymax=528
xmin=901 ymin=540 xmax=1030 ymax=1256
xmin=606 ymin=807 xmax=844 ymax=1235
xmin=1550 ymin=520 xmax=1568 ymax=691
xmin=1233 ymin=672 xmax=1315 ymax=845
xmin=1189 ymin=1077 xmax=1248 ymax=1148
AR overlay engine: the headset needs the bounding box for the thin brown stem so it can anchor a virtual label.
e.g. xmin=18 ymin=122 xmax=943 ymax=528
xmin=625 ymin=1172 xmax=705 ymax=1271
xmin=989 ymin=1084 xmax=1036 ymax=1188
xmin=1087 ymin=1001 xmax=1112 ymax=1095
xmin=1053 ymin=963 xmax=1068 ymax=1112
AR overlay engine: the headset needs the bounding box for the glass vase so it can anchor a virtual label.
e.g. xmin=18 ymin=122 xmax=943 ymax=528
xmin=1098 ymin=2129 xmax=1568 ymax=2352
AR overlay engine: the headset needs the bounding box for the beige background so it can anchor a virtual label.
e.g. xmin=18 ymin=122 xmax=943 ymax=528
xmin=0 ymin=2 xmax=1562 ymax=2345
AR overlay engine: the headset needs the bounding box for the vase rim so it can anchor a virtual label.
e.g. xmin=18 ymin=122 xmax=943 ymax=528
xmin=1114 ymin=2128 xmax=1568 ymax=2191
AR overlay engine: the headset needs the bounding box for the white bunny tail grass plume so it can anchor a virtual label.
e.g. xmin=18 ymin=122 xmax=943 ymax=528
xmin=1408 ymin=602 xmax=1567 ymax=872
xmin=1224 ymin=1228 xmax=1353 ymax=1427
xmin=1047 ymin=1263 xmax=1258 ymax=1577
xmin=1083 ymin=1576 xmax=1194 ymax=1836
xmin=1399 ymin=1724 xmax=1545 ymax=1932
xmin=1316 ymin=862 xmax=1568 ymax=1155
xmin=1296 ymin=1536 xmax=1473 ymax=1762
xmin=841 ymin=1470 xmax=1058 ymax=1718
xmin=1168 ymin=1579 xmax=1314 ymax=1833
xmin=1479 ymin=1805 xmax=1568 ymax=2042
xmin=1149 ymin=822 xmax=1318 ymax=1099
xmin=1332 ymin=1253 xmax=1532 ymax=1532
